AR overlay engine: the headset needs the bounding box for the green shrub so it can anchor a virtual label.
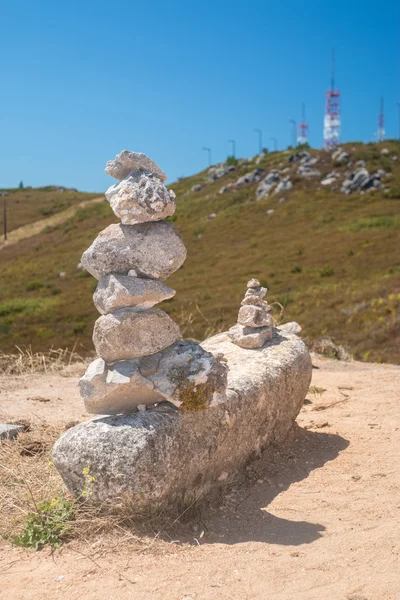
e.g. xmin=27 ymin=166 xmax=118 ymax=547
xmin=319 ymin=266 xmax=334 ymax=277
xmin=26 ymin=280 xmax=45 ymax=291
xmin=226 ymin=155 xmax=238 ymax=167
xmin=12 ymin=495 xmax=74 ymax=550
xmin=341 ymin=216 xmax=400 ymax=232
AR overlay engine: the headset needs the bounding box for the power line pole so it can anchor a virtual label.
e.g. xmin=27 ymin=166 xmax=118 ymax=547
xmin=228 ymin=139 xmax=236 ymax=157
xmin=254 ymin=128 xmax=262 ymax=154
xmin=270 ymin=137 xmax=278 ymax=151
xmin=202 ymin=146 xmax=212 ymax=167
xmin=377 ymin=97 xmax=385 ymax=143
xmin=397 ymin=102 xmax=400 ymax=140
xmin=3 ymin=197 xmax=7 ymax=241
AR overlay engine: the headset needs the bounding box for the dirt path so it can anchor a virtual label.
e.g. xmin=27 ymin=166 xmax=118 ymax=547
xmin=0 ymin=196 xmax=104 ymax=250
xmin=1 ymin=356 xmax=399 ymax=600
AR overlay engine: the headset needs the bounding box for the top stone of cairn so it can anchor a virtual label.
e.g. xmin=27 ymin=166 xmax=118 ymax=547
xmin=105 ymin=150 xmax=167 ymax=182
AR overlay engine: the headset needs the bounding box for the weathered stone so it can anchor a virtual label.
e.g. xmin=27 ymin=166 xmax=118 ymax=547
xmin=237 ymin=305 xmax=272 ymax=328
xmin=227 ymin=323 xmax=272 ymax=348
xmin=279 ymin=321 xmax=302 ymax=335
xmin=81 ymin=222 xmax=186 ymax=281
xmin=93 ymin=275 xmax=175 ymax=314
xmin=247 ymin=278 xmax=260 ymax=288
xmin=53 ymin=330 xmax=312 ymax=510
xmin=0 ymin=424 xmax=25 ymax=440
xmin=79 ymin=358 xmax=163 ymax=413
xmin=80 ymin=341 xmax=228 ymax=414
xmin=241 ymin=295 xmax=269 ymax=308
xmin=93 ymin=308 xmax=182 ymax=363
xmin=105 ymin=150 xmax=167 ymax=182
xmin=105 ymin=171 xmax=176 ymax=225
xmin=244 ymin=286 xmax=267 ymax=299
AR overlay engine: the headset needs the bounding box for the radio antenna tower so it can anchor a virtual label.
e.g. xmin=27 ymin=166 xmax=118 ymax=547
xmin=298 ymin=103 xmax=309 ymax=145
xmin=377 ymin=97 xmax=385 ymax=142
xmin=323 ymin=49 xmax=341 ymax=150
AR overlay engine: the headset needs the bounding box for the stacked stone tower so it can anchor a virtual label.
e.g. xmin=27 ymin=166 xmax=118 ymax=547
xmin=79 ymin=150 xmax=227 ymax=415
xmin=228 ymin=279 xmax=273 ymax=348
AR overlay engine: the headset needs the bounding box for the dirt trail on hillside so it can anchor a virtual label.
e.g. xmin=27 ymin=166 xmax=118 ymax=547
xmin=0 ymin=357 xmax=399 ymax=600
xmin=0 ymin=196 xmax=104 ymax=250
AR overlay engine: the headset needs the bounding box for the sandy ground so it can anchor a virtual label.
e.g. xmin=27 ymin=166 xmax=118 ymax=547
xmin=0 ymin=355 xmax=399 ymax=600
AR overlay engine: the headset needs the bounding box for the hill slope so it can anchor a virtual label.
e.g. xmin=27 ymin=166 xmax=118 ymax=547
xmin=0 ymin=142 xmax=399 ymax=363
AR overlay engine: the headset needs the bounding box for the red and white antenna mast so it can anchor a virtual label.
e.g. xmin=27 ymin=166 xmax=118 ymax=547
xmin=298 ymin=102 xmax=309 ymax=145
xmin=377 ymin=97 xmax=385 ymax=142
xmin=323 ymin=49 xmax=341 ymax=150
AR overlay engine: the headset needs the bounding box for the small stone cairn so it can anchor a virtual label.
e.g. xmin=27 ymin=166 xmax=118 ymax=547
xmin=228 ymin=279 xmax=273 ymax=348
xmin=79 ymin=150 xmax=227 ymax=415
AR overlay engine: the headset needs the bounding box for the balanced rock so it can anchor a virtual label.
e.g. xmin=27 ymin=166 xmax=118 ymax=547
xmin=228 ymin=323 xmax=272 ymax=349
xmin=79 ymin=358 xmax=163 ymax=413
xmin=81 ymin=222 xmax=186 ymax=280
xmin=93 ymin=307 xmax=182 ymax=363
xmin=241 ymin=295 xmax=267 ymax=308
xmin=238 ymin=305 xmax=272 ymax=328
xmin=105 ymin=170 xmax=176 ymax=225
xmin=105 ymin=150 xmax=167 ymax=182
xmin=93 ymin=274 xmax=175 ymax=314
xmin=80 ymin=341 xmax=228 ymax=414
xmin=245 ymin=285 xmax=267 ymax=299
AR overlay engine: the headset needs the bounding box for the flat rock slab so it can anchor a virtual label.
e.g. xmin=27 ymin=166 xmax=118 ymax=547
xmin=0 ymin=424 xmax=25 ymax=440
xmin=53 ymin=328 xmax=312 ymax=512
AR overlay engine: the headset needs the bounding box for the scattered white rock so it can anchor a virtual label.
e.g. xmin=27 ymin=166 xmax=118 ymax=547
xmin=380 ymin=148 xmax=389 ymax=155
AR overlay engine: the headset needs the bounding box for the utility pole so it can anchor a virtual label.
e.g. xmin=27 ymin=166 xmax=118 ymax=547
xmin=397 ymin=102 xmax=400 ymax=140
xmin=270 ymin=137 xmax=278 ymax=151
xmin=3 ymin=197 xmax=7 ymax=241
xmin=228 ymin=139 xmax=236 ymax=157
xmin=254 ymin=129 xmax=262 ymax=154
xmin=202 ymin=147 xmax=212 ymax=167
xmin=289 ymin=119 xmax=297 ymax=148
xmin=377 ymin=97 xmax=385 ymax=143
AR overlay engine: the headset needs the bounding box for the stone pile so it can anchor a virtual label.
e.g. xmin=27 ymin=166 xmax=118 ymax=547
xmin=228 ymin=279 xmax=273 ymax=348
xmin=80 ymin=150 xmax=227 ymax=414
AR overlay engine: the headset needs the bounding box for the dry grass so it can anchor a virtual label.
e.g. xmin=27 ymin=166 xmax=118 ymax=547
xmin=0 ymin=346 xmax=89 ymax=376
xmin=0 ymin=421 xmax=203 ymax=553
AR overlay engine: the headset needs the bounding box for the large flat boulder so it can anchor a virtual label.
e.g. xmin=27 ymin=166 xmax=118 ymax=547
xmin=53 ymin=328 xmax=312 ymax=512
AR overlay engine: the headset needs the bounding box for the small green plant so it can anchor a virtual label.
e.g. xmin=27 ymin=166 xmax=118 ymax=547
xmin=11 ymin=467 xmax=96 ymax=550
xmin=12 ymin=495 xmax=74 ymax=550
xmin=319 ymin=266 xmax=334 ymax=278
xmin=346 ymin=249 xmax=354 ymax=257
xmin=308 ymin=385 xmax=327 ymax=398
xmin=226 ymin=155 xmax=238 ymax=167
xmin=291 ymin=264 xmax=302 ymax=274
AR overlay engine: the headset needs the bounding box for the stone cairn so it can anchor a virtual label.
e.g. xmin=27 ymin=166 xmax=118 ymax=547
xmin=79 ymin=150 xmax=227 ymax=415
xmin=228 ymin=278 xmax=273 ymax=348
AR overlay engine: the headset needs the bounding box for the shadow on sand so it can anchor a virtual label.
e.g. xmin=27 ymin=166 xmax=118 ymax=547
xmin=157 ymin=425 xmax=349 ymax=547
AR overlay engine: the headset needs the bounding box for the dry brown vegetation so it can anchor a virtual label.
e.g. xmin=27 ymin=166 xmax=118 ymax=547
xmin=0 ymin=141 xmax=399 ymax=362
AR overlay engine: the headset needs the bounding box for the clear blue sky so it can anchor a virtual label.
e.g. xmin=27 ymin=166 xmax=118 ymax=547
xmin=1 ymin=0 xmax=399 ymax=191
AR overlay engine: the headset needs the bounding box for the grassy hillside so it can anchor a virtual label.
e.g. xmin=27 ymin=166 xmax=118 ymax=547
xmin=0 ymin=186 xmax=100 ymax=234
xmin=0 ymin=141 xmax=399 ymax=363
